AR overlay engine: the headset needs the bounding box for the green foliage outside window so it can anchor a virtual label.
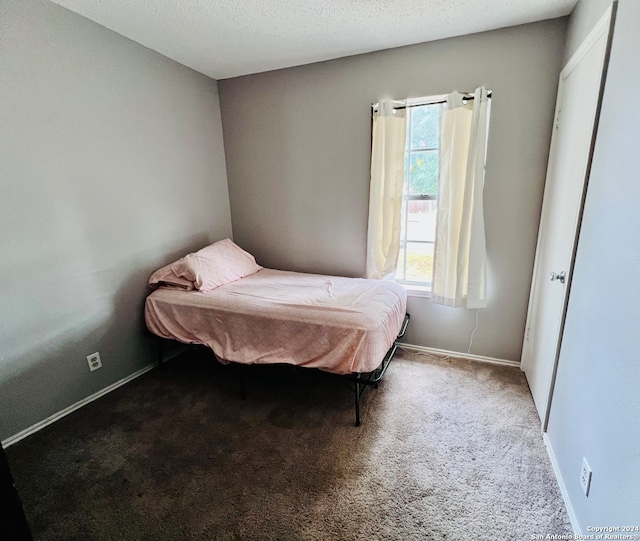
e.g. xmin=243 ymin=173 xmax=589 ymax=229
xmin=409 ymin=151 xmax=438 ymax=195
xmin=405 ymin=104 xmax=440 ymax=196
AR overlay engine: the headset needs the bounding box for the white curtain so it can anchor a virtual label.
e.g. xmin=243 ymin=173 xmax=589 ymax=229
xmin=432 ymin=87 xmax=490 ymax=308
xmin=366 ymin=100 xmax=407 ymax=280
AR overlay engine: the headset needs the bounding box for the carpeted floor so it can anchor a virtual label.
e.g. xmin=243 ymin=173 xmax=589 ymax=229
xmin=6 ymin=347 xmax=571 ymax=540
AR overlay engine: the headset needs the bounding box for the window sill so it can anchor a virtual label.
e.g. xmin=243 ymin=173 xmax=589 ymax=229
xmin=397 ymin=283 xmax=432 ymax=298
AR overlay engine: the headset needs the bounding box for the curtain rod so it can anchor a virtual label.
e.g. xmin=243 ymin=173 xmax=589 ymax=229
xmin=372 ymin=91 xmax=492 ymax=110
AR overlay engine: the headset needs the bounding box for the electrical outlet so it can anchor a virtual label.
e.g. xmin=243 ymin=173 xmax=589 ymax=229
xmin=580 ymin=457 xmax=592 ymax=496
xmin=86 ymin=352 xmax=102 ymax=372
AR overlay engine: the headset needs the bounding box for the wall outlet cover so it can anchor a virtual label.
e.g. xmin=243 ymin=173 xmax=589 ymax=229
xmin=87 ymin=352 xmax=102 ymax=372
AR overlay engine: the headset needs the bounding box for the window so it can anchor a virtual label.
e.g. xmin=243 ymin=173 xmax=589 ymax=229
xmin=396 ymin=100 xmax=442 ymax=290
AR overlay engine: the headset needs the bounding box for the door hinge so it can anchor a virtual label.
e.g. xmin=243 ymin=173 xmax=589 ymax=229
xmin=555 ymin=109 xmax=561 ymax=129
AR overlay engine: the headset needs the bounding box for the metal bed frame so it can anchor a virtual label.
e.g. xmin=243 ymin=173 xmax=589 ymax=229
xmin=156 ymin=313 xmax=410 ymax=427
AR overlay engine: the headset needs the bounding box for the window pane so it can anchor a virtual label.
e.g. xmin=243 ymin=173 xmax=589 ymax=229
xmin=396 ymin=99 xmax=441 ymax=288
xmin=410 ymin=104 xmax=439 ymax=150
xmin=405 ymin=199 xmax=437 ymax=242
xmin=409 ymin=150 xmax=438 ymax=195
xmin=405 ymin=242 xmax=434 ymax=283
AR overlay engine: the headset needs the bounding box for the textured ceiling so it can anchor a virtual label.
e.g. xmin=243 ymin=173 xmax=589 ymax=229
xmin=50 ymin=0 xmax=577 ymax=80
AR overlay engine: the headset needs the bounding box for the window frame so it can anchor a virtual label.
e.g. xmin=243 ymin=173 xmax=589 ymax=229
xmin=395 ymin=97 xmax=444 ymax=292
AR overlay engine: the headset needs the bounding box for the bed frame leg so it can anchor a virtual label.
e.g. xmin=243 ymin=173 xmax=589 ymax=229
xmin=354 ymin=376 xmax=361 ymax=427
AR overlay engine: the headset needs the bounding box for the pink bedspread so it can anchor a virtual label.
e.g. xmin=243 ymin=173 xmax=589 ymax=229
xmin=145 ymin=269 xmax=407 ymax=374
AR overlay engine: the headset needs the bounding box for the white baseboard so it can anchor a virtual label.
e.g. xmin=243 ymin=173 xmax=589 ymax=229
xmin=2 ymin=343 xmax=512 ymax=448
xmin=399 ymin=343 xmax=520 ymax=367
xmin=543 ymin=432 xmax=581 ymax=534
xmin=1 ymin=363 xmax=156 ymax=449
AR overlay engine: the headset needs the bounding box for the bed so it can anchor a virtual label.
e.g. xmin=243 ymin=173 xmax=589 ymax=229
xmin=144 ymin=239 xmax=409 ymax=425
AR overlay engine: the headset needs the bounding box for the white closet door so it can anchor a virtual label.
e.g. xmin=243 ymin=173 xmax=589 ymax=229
xmin=522 ymin=7 xmax=612 ymax=427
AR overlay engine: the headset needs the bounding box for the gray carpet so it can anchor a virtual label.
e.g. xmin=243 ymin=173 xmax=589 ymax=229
xmin=6 ymin=347 xmax=571 ymax=540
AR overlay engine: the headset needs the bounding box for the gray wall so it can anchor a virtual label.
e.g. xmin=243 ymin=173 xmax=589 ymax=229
xmin=219 ymin=19 xmax=567 ymax=361
xmin=547 ymin=0 xmax=640 ymax=527
xmin=0 ymin=0 xmax=232 ymax=440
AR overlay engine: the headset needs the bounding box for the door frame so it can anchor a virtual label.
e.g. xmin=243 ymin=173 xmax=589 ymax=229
xmin=521 ymin=3 xmax=616 ymax=431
